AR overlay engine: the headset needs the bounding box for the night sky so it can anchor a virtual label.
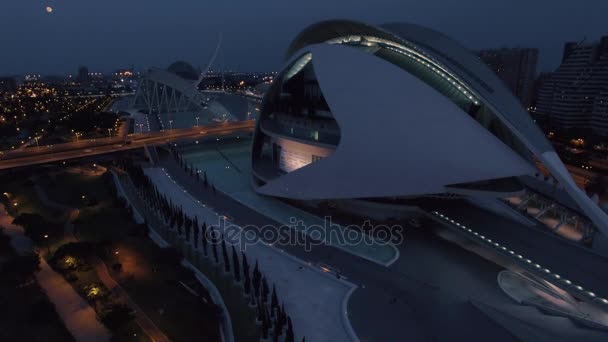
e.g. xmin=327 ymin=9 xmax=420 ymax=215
xmin=1 ymin=0 xmax=607 ymax=75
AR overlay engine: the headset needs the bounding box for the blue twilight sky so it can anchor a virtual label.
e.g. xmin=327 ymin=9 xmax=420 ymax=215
xmin=1 ymin=0 xmax=607 ymax=75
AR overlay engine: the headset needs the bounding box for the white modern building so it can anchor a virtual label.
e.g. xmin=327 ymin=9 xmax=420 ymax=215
xmin=251 ymin=20 xmax=608 ymax=239
xmin=132 ymin=61 xmax=258 ymax=129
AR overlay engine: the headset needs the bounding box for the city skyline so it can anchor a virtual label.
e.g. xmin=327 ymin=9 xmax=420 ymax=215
xmin=2 ymin=0 xmax=608 ymax=75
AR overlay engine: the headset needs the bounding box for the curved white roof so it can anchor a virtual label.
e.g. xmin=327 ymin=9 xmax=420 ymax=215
xmin=379 ymin=22 xmax=552 ymax=153
xmin=257 ymin=43 xmax=534 ymax=199
xmin=256 ymin=20 xmax=608 ymax=235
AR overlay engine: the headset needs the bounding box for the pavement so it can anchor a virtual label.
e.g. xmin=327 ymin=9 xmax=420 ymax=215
xmin=153 ymin=158 xmax=514 ymax=341
xmin=0 ymin=205 xmax=110 ymax=342
xmin=433 ymin=199 xmax=608 ymax=300
xmin=177 ymin=142 xmax=398 ymax=266
xmin=144 ymin=167 xmax=357 ymax=342
xmin=157 ymin=145 xmax=608 ymax=341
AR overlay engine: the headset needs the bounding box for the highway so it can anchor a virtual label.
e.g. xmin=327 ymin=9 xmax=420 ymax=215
xmin=0 ymin=120 xmax=256 ymax=170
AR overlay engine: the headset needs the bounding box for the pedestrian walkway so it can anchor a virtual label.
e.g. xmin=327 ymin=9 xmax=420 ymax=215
xmin=177 ymin=143 xmax=398 ymax=266
xmin=144 ymin=167 xmax=358 ymax=342
xmin=0 ymin=205 xmax=110 ymax=342
xmin=33 ymin=184 xmax=170 ymax=342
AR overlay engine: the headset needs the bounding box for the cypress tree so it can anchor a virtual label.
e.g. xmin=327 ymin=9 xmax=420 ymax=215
xmin=271 ymin=285 xmax=278 ymax=313
xmin=273 ymin=317 xmax=282 ymax=341
xmin=280 ymin=303 xmax=287 ymax=327
xmin=256 ymin=300 xmax=264 ymax=323
xmin=285 ymin=317 xmax=294 ymax=342
xmin=244 ymin=270 xmax=251 ymax=295
xmin=201 ymin=222 xmax=208 ymax=256
xmin=212 ymin=228 xmax=219 ymax=264
xmin=261 ymin=306 xmax=270 ymax=339
xmin=231 ymin=245 xmax=241 ymax=282
xmin=262 ymin=276 xmax=269 ymax=303
xmin=242 ymin=252 xmax=250 ymax=284
xmin=222 ymin=235 xmax=230 ymax=272
xmin=253 ymin=260 xmax=261 ymax=290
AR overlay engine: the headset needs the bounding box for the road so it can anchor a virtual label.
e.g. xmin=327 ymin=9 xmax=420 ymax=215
xmin=0 ymin=120 xmax=255 ymax=170
xmin=155 ymin=150 xmax=608 ymax=341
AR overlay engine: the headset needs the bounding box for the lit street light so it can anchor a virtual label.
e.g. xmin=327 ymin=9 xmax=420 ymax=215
xmin=44 ymin=234 xmax=50 ymax=255
xmin=169 ymin=120 xmax=174 ymax=130
xmin=195 ymin=116 xmax=200 ymax=127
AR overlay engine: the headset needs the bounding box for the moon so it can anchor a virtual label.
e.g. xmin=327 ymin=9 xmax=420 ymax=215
xmin=46 ymin=6 xmax=53 ymax=13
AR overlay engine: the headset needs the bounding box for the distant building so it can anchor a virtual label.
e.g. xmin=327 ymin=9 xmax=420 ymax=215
xmin=77 ymin=66 xmax=90 ymax=83
xmin=0 ymin=77 xmax=17 ymax=93
xmin=535 ymin=37 xmax=608 ymax=136
xmin=477 ymin=48 xmax=538 ymax=107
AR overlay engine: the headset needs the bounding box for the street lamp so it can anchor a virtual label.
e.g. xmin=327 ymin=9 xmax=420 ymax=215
xmin=107 ymin=128 xmax=112 ymax=137
xmin=195 ymin=116 xmax=200 ymax=127
xmin=44 ymin=234 xmax=50 ymax=255
xmin=169 ymin=120 xmax=174 ymax=130
xmin=34 ymin=136 xmax=40 ymax=148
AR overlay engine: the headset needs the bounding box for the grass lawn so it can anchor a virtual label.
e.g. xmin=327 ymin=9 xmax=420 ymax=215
xmin=72 ymin=207 xmax=223 ymax=342
xmin=1 ymin=174 xmax=63 ymax=222
xmin=38 ymin=171 xmax=114 ymax=208
xmin=109 ymin=238 xmax=223 ymax=342
xmin=0 ymin=231 xmax=75 ymax=342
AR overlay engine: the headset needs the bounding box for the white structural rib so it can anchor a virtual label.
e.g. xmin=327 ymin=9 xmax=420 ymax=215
xmin=196 ymin=32 xmax=223 ymax=87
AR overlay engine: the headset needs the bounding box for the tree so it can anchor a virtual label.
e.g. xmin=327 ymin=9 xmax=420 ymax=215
xmin=242 ymin=252 xmax=250 ymax=281
xmin=286 ymin=316 xmax=295 ymax=342
xmin=257 ymin=301 xmax=265 ymax=323
xmin=273 ymin=316 xmax=282 ymax=341
xmin=221 ymin=236 xmax=230 ymax=273
xmin=271 ymin=284 xmax=278 ymax=313
xmin=201 ymin=222 xmax=208 ymax=256
xmin=253 ymin=260 xmax=261 ymax=290
xmin=193 ymin=217 xmax=199 ymax=249
xmin=211 ymin=228 xmax=219 ymax=264
xmin=261 ymin=276 xmax=269 ymax=303
xmin=280 ymin=303 xmax=287 ymax=327
xmin=231 ymin=245 xmax=241 ymax=282
xmin=13 ymin=213 xmax=61 ymax=244
xmin=243 ymin=274 xmax=251 ymax=295
xmin=261 ymin=306 xmax=270 ymax=339
xmin=3 ymin=253 xmax=40 ymax=284
xmin=203 ymin=172 xmax=208 ymax=188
